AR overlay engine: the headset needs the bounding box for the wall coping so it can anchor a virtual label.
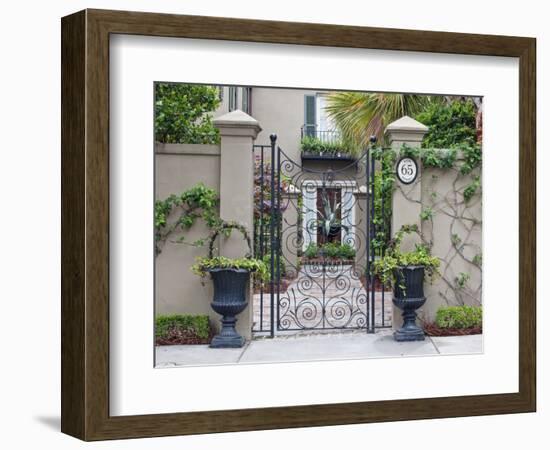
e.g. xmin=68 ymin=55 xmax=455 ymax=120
xmin=155 ymin=142 xmax=221 ymax=156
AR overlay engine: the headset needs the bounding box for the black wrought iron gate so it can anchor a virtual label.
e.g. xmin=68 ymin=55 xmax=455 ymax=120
xmin=253 ymin=135 xmax=391 ymax=337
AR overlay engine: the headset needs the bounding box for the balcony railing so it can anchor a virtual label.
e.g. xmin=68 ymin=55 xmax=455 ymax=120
xmin=301 ymin=125 xmax=342 ymax=144
xmin=300 ymin=125 xmax=354 ymax=161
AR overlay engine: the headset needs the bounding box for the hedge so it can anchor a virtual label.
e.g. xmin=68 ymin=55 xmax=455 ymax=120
xmin=155 ymin=314 xmax=211 ymax=340
xmin=435 ymin=306 xmax=482 ymax=329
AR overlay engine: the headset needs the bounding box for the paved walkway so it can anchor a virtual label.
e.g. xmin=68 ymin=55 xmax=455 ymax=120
xmin=155 ymin=331 xmax=483 ymax=368
xmin=253 ymin=264 xmax=392 ymax=333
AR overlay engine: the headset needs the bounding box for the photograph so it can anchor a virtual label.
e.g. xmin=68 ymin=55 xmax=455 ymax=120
xmin=153 ymin=83 xmax=483 ymax=367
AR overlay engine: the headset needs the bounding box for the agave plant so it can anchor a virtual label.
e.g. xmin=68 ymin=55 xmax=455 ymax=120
xmin=312 ymin=190 xmax=349 ymax=238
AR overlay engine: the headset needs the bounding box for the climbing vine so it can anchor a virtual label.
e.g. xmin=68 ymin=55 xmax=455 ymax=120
xmin=422 ymin=165 xmax=482 ymax=306
xmin=155 ymin=183 xmax=221 ymax=254
xmin=371 ymin=141 xmax=482 ymax=307
xmin=155 ymin=186 xmax=268 ymax=282
xmin=370 ymin=146 xmax=396 ymax=254
xmin=375 ymin=143 xmax=480 ymax=172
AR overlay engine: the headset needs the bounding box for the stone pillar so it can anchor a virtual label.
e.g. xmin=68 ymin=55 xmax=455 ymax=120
xmin=281 ymin=187 xmax=300 ymax=278
xmin=353 ymin=189 xmax=367 ymax=268
xmin=213 ymin=110 xmax=262 ymax=340
xmin=385 ymin=116 xmax=428 ymax=329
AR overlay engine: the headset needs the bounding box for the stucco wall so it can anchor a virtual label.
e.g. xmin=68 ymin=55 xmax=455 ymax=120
xmin=154 ymin=111 xmax=259 ymax=342
xmin=155 ymin=143 xmax=222 ymax=331
xmin=217 ymin=86 xmax=326 ymax=159
xmin=252 ymin=88 xmax=313 ymax=159
xmin=419 ymin=155 xmax=482 ymax=321
xmin=392 ymin=152 xmax=482 ymax=322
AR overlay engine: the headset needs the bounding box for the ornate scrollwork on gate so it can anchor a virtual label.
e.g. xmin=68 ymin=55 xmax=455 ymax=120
xmin=274 ymin=148 xmax=373 ymax=331
xmin=253 ymin=140 xmax=391 ymax=335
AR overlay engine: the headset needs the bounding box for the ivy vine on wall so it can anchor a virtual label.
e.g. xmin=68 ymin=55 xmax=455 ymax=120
xmin=155 ymin=183 xmax=221 ymax=255
xmin=420 ymin=153 xmax=482 ymax=307
xmin=370 ymin=142 xmax=481 ymax=251
xmin=373 ymin=140 xmax=482 ymax=307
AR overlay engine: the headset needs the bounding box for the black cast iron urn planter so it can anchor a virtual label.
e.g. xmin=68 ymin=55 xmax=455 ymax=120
xmin=208 ymin=268 xmax=249 ymax=348
xmin=392 ymin=265 xmax=426 ymax=341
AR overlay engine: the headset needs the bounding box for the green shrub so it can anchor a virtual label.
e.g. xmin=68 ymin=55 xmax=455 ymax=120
xmin=191 ymin=256 xmax=269 ymax=282
xmin=190 ymin=221 xmax=269 ymax=282
xmin=262 ymin=253 xmax=287 ymax=278
xmin=371 ymin=225 xmax=440 ymax=287
xmin=323 ymin=242 xmax=356 ymax=259
xmin=300 ymin=136 xmax=351 ymax=155
xmin=155 ymin=314 xmax=211 ymax=339
xmin=435 ymin=306 xmax=482 ymax=329
xmin=341 ymin=244 xmax=356 ymax=259
xmin=415 ymin=99 xmax=478 ymax=148
xmin=304 ymin=243 xmax=319 ymax=258
xmin=303 ymin=242 xmax=356 ymax=260
xmin=155 ymin=83 xmax=220 ymax=144
xmin=322 ymin=242 xmax=341 ymax=258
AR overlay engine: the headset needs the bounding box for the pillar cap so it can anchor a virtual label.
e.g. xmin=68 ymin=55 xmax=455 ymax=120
xmin=385 ymin=115 xmax=429 ymax=145
xmin=385 ymin=115 xmax=428 ymax=132
xmin=213 ymin=110 xmax=262 ymax=138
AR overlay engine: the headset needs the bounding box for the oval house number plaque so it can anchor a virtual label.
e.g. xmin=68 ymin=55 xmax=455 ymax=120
xmin=396 ymin=157 xmax=418 ymax=184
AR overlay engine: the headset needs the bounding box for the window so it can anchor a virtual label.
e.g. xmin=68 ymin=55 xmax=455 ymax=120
xmin=302 ymin=182 xmax=355 ymax=250
xmin=316 ymin=95 xmax=336 ymax=131
xmin=316 ymin=188 xmax=342 ymax=244
xmin=242 ymin=87 xmax=252 ymax=115
xmin=228 ymin=86 xmax=238 ymax=111
xmin=304 ymin=94 xmax=316 ymax=137
xmin=303 ymin=93 xmax=339 ymax=142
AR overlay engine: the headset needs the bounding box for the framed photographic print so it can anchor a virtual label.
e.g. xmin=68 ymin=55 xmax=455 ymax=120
xmin=61 ymin=9 xmax=536 ymax=441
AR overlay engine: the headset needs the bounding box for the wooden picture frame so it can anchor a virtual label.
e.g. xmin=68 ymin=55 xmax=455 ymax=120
xmin=61 ymin=9 xmax=536 ymax=441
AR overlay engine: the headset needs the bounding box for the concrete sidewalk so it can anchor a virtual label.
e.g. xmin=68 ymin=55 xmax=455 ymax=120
xmin=155 ymin=331 xmax=483 ymax=368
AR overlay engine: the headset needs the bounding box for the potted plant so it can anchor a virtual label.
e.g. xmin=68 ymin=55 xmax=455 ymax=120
xmin=300 ymin=135 xmax=354 ymax=160
xmin=372 ymin=225 xmax=440 ymax=341
xmin=192 ymin=221 xmax=268 ymax=348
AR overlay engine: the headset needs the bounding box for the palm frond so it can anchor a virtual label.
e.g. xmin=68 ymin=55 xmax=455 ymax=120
xmin=325 ymin=92 xmax=434 ymax=148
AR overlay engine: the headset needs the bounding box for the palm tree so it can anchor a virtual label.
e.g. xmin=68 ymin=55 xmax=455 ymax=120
xmin=325 ymin=92 xmax=435 ymax=151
